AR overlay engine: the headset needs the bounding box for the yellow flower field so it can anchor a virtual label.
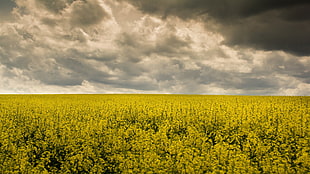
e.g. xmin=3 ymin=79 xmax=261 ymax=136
xmin=0 ymin=94 xmax=309 ymax=173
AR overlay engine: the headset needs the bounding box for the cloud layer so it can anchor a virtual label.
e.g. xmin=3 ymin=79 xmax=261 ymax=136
xmin=122 ymin=0 xmax=310 ymax=56
xmin=0 ymin=0 xmax=309 ymax=95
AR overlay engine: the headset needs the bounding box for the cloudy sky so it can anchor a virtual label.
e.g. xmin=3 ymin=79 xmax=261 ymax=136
xmin=0 ymin=0 xmax=309 ymax=95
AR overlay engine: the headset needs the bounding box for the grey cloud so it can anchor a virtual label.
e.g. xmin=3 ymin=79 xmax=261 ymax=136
xmin=116 ymin=33 xmax=147 ymax=62
xmin=148 ymin=59 xmax=279 ymax=93
xmin=35 ymin=0 xmax=109 ymax=28
xmin=31 ymin=69 xmax=83 ymax=86
xmin=15 ymin=28 xmax=35 ymax=41
xmin=252 ymin=54 xmax=310 ymax=84
xmin=142 ymin=55 xmax=281 ymax=93
xmin=41 ymin=17 xmax=58 ymax=27
xmin=62 ymin=29 xmax=88 ymax=42
xmin=117 ymin=33 xmax=140 ymax=48
xmin=55 ymin=58 xmax=110 ymax=83
xmin=0 ymin=42 xmax=81 ymax=86
xmin=278 ymin=4 xmax=310 ymax=22
xmin=205 ymin=48 xmax=229 ymax=59
xmin=110 ymin=78 xmax=158 ymax=91
xmin=54 ymin=53 xmax=156 ymax=91
xmin=154 ymin=35 xmax=192 ymax=56
xmin=221 ymin=10 xmax=310 ymax=56
xmin=117 ymin=32 xmax=192 ymax=61
xmin=83 ymin=50 xmax=117 ymax=62
xmin=197 ymin=66 xmax=248 ymax=90
xmin=0 ymin=31 xmax=34 ymax=69
xmin=295 ymin=71 xmax=310 ymax=84
xmin=152 ymin=59 xmax=185 ymax=81
xmin=0 ymin=0 xmax=16 ymax=22
xmin=70 ymin=0 xmax=109 ymax=27
xmin=196 ymin=67 xmax=278 ymax=92
xmin=111 ymin=62 xmax=147 ymax=77
xmin=35 ymin=0 xmax=74 ymax=14
xmin=230 ymin=76 xmax=278 ymax=90
xmin=121 ymin=0 xmax=310 ymax=56
xmin=0 ymin=22 xmax=157 ymax=91
xmin=8 ymin=56 xmax=33 ymax=70
xmin=120 ymin=0 xmax=309 ymax=21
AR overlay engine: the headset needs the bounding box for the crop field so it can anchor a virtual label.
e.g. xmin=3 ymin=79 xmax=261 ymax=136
xmin=0 ymin=94 xmax=309 ymax=173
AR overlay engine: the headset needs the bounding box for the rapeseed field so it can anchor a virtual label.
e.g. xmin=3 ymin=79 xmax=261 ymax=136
xmin=0 ymin=94 xmax=309 ymax=173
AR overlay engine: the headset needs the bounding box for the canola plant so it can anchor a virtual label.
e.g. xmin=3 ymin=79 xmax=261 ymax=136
xmin=0 ymin=94 xmax=309 ymax=173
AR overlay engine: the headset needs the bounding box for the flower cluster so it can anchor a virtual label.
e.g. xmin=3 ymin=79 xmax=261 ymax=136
xmin=0 ymin=94 xmax=309 ymax=173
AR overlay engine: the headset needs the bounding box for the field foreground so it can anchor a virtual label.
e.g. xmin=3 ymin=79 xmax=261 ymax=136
xmin=0 ymin=94 xmax=309 ymax=173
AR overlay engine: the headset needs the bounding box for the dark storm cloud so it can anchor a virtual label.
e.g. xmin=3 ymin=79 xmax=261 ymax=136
xmin=120 ymin=0 xmax=309 ymax=21
xmin=121 ymin=0 xmax=310 ymax=56
xmin=221 ymin=10 xmax=310 ymax=56
xmin=0 ymin=0 xmax=16 ymax=22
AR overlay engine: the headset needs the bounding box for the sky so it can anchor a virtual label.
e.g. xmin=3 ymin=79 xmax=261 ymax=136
xmin=0 ymin=0 xmax=309 ymax=95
